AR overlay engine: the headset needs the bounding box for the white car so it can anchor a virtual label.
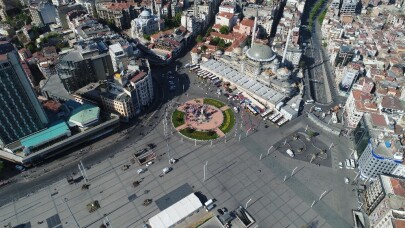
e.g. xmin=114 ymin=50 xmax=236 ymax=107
xmin=137 ymin=168 xmax=147 ymax=174
xmin=338 ymin=162 xmax=343 ymax=169
xmin=146 ymin=161 xmax=153 ymax=167
xmin=344 ymin=177 xmax=349 ymax=184
xmin=163 ymin=167 xmax=172 ymax=174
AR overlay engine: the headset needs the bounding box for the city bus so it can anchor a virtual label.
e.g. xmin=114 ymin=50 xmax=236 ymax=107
xmin=247 ymin=105 xmax=258 ymax=115
xmin=260 ymin=109 xmax=273 ymax=119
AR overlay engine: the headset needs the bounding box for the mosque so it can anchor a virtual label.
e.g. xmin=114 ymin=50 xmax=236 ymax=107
xmin=130 ymin=9 xmax=164 ymax=39
xmin=217 ymin=42 xmax=297 ymax=97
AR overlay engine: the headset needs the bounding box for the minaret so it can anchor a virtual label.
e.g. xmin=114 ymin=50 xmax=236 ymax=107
xmin=282 ymin=28 xmax=292 ymax=65
xmin=251 ymin=15 xmax=257 ymax=47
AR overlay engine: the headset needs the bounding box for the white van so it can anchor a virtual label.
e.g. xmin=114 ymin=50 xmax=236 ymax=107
xmin=204 ymin=199 xmax=215 ymax=211
xmin=305 ymin=99 xmax=314 ymax=104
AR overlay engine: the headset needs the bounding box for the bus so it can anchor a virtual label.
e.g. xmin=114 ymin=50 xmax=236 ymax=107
xmin=247 ymin=105 xmax=258 ymax=115
xmin=260 ymin=109 xmax=273 ymax=118
xmin=190 ymin=65 xmax=199 ymax=71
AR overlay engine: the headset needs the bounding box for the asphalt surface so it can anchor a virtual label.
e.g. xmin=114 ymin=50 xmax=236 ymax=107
xmin=299 ymin=0 xmax=344 ymax=108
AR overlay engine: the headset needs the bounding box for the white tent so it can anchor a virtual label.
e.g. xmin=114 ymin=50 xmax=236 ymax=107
xmin=149 ymin=193 xmax=203 ymax=228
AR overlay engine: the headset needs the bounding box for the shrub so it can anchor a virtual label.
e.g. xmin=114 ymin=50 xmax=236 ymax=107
xmin=203 ymin=98 xmax=225 ymax=108
xmin=219 ymin=109 xmax=235 ymax=133
xmin=172 ymin=110 xmax=185 ymax=127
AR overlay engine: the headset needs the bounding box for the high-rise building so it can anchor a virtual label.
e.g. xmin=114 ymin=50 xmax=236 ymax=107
xmin=0 ymin=42 xmax=48 ymax=147
xmin=57 ymin=41 xmax=114 ymax=93
xmin=363 ymin=175 xmax=405 ymax=227
xmin=358 ymin=139 xmax=403 ymax=180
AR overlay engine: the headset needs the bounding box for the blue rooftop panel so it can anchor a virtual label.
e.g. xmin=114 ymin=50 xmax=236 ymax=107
xmin=21 ymin=121 xmax=70 ymax=149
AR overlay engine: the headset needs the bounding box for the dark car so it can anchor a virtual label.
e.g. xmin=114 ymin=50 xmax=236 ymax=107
xmin=217 ymin=208 xmax=224 ymax=215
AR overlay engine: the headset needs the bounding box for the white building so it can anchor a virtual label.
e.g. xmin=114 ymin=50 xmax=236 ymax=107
xmin=131 ymin=9 xmax=163 ymax=39
xmin=340 ymin=0 xmax=357 ymax=14
xmin=358 ymin=139 xmax=403 ymax=180
xmin=109 ymin=43 xmax=126 ymax=72
xmin=340 ymin=66 xmax=359 ymax=89
xmin=181 ymin=13 xmax=202 ymax=35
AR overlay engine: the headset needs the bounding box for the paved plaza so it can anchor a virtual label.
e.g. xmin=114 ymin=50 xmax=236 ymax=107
xmin=0 ymin=111 xmax=356 ymax=228
xmin=0 ymin=63 xmax=358 ymax=228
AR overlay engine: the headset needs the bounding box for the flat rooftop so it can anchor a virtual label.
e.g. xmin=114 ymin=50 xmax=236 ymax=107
xmin=20 ymin=121 xmax=70 ymax=150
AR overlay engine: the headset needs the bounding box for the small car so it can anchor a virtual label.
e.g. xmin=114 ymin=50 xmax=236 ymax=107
xmin=163 ymin=167 xmax=172 ymax=174
xmin=344 ymin=177 xmax=349 ymax=184
xmin=146 ymin=161 xmax=153 ymax=167
xmin=137 ymin=168 xmax=147 ymax=174
xmin=217 ymin=208 xmax=224 ymax=215
xmin=15 ymin=165 xmax=26 ymax=172
xmin=338 ymin=162 xmax=343 ymax=169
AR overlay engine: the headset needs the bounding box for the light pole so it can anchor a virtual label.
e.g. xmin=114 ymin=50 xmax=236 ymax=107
xmin=291 ymin=167 xmax=298 ymax=177
xmin=319 ymin=190 xmax=328 ymax=200
xmin=267 ymin=146 xmax=273 ymax=156
xmin=259 ymin=154 xmax=263 ymax=160
xmin=311 ymin=200 xmax=316 ymax=208
xmin=245 ymin=198 xmax=252 ymax=208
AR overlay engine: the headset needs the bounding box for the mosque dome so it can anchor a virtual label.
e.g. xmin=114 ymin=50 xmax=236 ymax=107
xmin=246 ymin=44 xmax=276 ymax=62
xmin=140 ymin=10 xmax=151 ymax=18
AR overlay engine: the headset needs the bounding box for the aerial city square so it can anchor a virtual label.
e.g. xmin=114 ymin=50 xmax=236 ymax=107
xmin=0 ymin=0 xmax=404 ymax=227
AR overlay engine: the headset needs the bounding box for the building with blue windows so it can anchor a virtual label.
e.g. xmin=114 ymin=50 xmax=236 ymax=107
xmin=358 ymin=139 xmax=403 ymax=180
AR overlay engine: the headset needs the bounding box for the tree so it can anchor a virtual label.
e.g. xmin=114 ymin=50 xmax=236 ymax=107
xmin=25 ymin=42 xmax=38 ymax=53
xmin=306 ymin=130 xmax=316 ymax=138
xmin=0 ymin=161 xmax=3 ymax=175
xmin=143 ymin=34 xmax=151 ymax=41
xmin=201 ymin=45 xmax=207 ymax=53
xmin=205 ymin=27 xmax=213 ymax=37
xmin=196 ymin=35 xmax=203 ymax=43
xmin=219 ymin=25 xmax=229 ymax=35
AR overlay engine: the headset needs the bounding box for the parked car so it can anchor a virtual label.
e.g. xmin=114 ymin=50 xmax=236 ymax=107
xmin=137 ymin=168 xmax=147 ymax=174
xmin=344 ymin=177 xmax=349 ymax=184
xmin=217 ymin=208 xmax=224 ymax=215
xmin=338 ymin=162 xmax=343 ymax=169
xmin=146 ymin=161 xmax=153 ymax=167
xmin=163 ymin=167 xmax=172 ymax=174
xmin=15 ymin=165 xmax=26 ymax=172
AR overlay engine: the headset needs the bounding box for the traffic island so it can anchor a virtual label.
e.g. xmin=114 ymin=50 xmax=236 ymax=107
xmin=172 ymin=98 xmax=235 ymax=140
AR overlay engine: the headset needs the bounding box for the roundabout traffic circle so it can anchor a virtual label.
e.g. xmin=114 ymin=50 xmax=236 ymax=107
xmin=172 ymin=98 xmax=235 ymax=140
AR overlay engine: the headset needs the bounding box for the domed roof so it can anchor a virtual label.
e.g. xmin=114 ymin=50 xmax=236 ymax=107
xmin=140 ymin=10 xmax=151 ymax=18
xmin=246 ymin=44 xmax=276 ymax=62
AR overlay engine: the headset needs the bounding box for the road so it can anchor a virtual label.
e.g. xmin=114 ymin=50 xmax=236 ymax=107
xmin=299 ymin=0 xmax=344 ymax=108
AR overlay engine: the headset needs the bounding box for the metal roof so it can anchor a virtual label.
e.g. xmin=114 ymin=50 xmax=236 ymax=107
xmin=21 ymin=121 xmax=70 ymax=150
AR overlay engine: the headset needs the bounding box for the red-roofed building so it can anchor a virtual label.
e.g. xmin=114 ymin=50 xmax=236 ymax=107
xmin=344 ymin=88 xmax=378 ymax=128
xmin=95 ymin=2 xmax=136 ymax=29
xmin=233 ymin=18 xmax=255 ymax=36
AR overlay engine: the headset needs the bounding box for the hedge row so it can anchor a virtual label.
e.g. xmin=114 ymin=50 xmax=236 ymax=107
xmin=203 ymin=98 xmax=225 ymax=108
xmin=172 ymin=110 xmax=185 ymax=127
xmin=219 ymin=109 xmax=235 ymax=133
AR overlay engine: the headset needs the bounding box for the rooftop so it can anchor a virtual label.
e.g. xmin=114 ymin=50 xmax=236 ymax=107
xmin=69 ymin=104 xmax=100 ymax=127
xmin=20 ymin=121 xmax=70 ymax=150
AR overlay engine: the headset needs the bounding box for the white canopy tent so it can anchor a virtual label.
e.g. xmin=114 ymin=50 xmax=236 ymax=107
xmin=149 ymin=193 xmax=203 ymax=228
